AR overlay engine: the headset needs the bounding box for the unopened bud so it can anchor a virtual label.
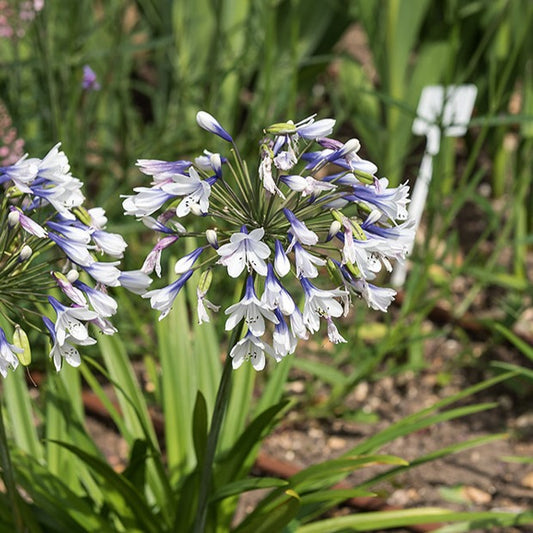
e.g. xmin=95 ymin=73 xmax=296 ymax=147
xmin=331 ymin=209 xmax=344 ymax=224
xmin=327 ymin=220 xmax=342 ymax=241
xmin=326 ymin=258 xmax=343 ymax=285
xmin=341 ymin=138 xmax=360 ymax=156
xmin=350 ymin=220 xmax=366 ymax=241
xmin=198 ymin=270 xmax=213 ymax=295
xmin=265 ymin=121 xmax=297 ymax=135
xmin=196 ymin=111 xmax=233 ymax=143
xmin=190 ymin=203 xmax=203 ymax=217
xmin=206 ymin=229 xmax=218 ymax=249
xmin=19 ymin=245 xmax=32 ymax=261
xmin=73 ymin=206 xmax=92 ymax=226
xmin=353 ymin=169 xmax=375 ymax=184
xmin=13 ymin=325 xmax=31 ymax=366
xmin=345 ymin=261 xmax=361 ymax=279
xmin=8 ymin=210 xmax=20 ymax=227
xmin=66 ymin=269 xmax=79 ymax=283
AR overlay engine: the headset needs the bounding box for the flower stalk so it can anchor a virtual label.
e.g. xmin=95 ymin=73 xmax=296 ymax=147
xmin=192 ymin=301 xmax=247 ymax=533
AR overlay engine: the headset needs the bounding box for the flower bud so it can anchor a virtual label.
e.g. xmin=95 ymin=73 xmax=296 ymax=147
xmin=8 ymin=210 xmax=20 ymax=227
xmin=265 ymin=121 xmax=297 ymax=135
xmin=73 ymin=206 xmax=93 ymax=226
xmin=196 ymin=111 xmax=233 ymax=143
xmin=206 ymin=229 xmax=218 ymax=249
xmin=353 ymin=169 xmax=375 ymax=184
xmin=349 ymin=220 xmax=366 ymax=241
xmin=66 ymin=269 xmax=79 ymax=283
xmin=13 ymin=325 xmax=31 ymax=366
xmin=326 ymin=258 xmax=344 ymax=285
xmin=19 ymin=245 xmax=32 ymax=261
xmin=198 ymin=269 xmax=213 ymax=295
xmin=190 ymin=203 xmax=203 ymax=217
xmin=327 ymin=220 xmax=342 ymax=241
xmin=345 ymin=261 xmax=361 ymax=279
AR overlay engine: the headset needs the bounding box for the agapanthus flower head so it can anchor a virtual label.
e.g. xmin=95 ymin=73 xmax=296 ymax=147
xmin=0 ymin=145 xmax=135 ymax=376
xmin=125 ymin=111 xmax=413 ymax=370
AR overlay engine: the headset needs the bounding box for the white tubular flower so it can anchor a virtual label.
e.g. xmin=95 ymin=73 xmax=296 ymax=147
xmin=349 ymin=178 xmax=410 ymax=221
xmin=87 ymin=207 xmax=108 ymax=229
xmin=217 ymin=227 xmax=271 ymax=278
xmin=283 ymin=208 xmax=318 ymax=246
xmin=142 ymin=236 xmax=179 ymax=277
xmin=52 ymin=272 xmax=87 ymax=307
xmin=48 ymin=232 xmax=94 ymax=267
xmin=272 ymin=310 xmax=297 ymax=357
xmin=229 ymin=333 xmax=274 ymax=371
xmin=289 ymin=308 xmax=309 ymax=340
xmin=48 ymin=296 xmax=98 ymax=346
xmin=175 ymin=247 xmax=204 ymax=274
xmin=74 ymin=281 xmax=118 ymax=317
xmin=90 ymin=316 xmax=118 ymax=336
xmin=43 ymin=317 xmax=96 ymax=371
xmin=293 ymin=242 xmax=326 ymax=279
xmin=281 ymin=175 xmax=336 ymax=197
xmin=1 ymin=155 xmax=39 ymax=193
xmin=197 ymin=287 xmax=220 ymax=324
xmin=122 ymin=187 xmax=175 ymax=217
xmin=119 ymin=270 xmax=153 ymax=294
xmin=10 ymin=207 xmax=47 ymax=238
xmin=296 ymin=117 xmax=336 ymax=139
xmin=262 ymin=264 xmax=296 ymax=315
xmin=37 ymin=143 xmax=71 ymax=182
xmin=143 ymin=270 xmax=193 ymax=320
xmin=353 ymin=279 xmax=397 ymax=312
xmin=92 ymin=230 xmax=128 ymax=258
xmin=326 ymin=317 xmax=346 ymax=344
xmin=259 ymin=155 xmax=284 ymax=198
xmin=162 ymin=167 xmax=213 ymax=217
xmin=83 ymin=261 xmax=121 ymax=287
xmin=273 ymin=147 xmax=297 ymax=171
xmin=274 ymin=240 xmax=290 ymax=277
xmin=225 ymin=276 xmax=278 ymax=337
xmin=300 ymin=277 xmax=347 ymax=334
xmin=47 ymin=220 xmax=91 ymax=243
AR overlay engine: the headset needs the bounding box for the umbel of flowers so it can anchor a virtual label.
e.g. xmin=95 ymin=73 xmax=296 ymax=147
xmin=0 ymin=144 xmax=151 ymax=376
xmin=124 ymin=112 xmax=414 ymax=370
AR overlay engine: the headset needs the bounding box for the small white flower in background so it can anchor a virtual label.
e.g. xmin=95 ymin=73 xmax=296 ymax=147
xmin=124 ymin=110 xmax=413 ymax=370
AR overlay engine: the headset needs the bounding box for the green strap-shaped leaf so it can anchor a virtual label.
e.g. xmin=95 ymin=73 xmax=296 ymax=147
xmin=49 ymin=440 xmax=161 ymax=533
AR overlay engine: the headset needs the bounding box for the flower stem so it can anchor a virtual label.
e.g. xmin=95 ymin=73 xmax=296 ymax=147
xmin=192 ymin=280 xmax=247 ymax=533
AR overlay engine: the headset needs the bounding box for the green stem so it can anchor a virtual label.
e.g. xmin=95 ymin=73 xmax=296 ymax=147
xmin=192 ymin=290 xmax=247 ymax=533
xmin=0 ymin=398 xmax=25 ymax=532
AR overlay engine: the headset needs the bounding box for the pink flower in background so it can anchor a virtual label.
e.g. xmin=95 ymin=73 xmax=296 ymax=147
xmin=0 ymin=0 xmax=44 ymax=39
xmin=0 ymin=100 xmax=24 ymax=166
